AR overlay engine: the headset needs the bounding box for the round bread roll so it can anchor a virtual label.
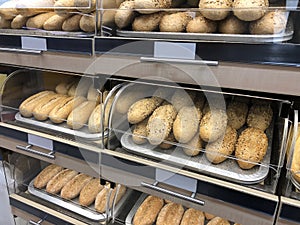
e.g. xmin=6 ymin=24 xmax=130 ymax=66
xmin=235 ymin=127 xmax=268 ymax=169
xmin=205 ymin=126 xmax=237 ymax=164
xmin=233 ymin=0 xmax=268 ymax=21
xmin=207 ymin=217 xmax=230 ymax=225
xmin=115 ymin=0 xmax=136 ymax=29
xmin=219 ymin=15 xmax=248 ymax=34
xmin=246 ymin=104 xmax=273 ymax=131
xmin=186 ymin=15 xmax=217 ymax=33
xmin=132 ymin=118 xmax=149 ymax=145
xmin=183 ymin=132 xmax=203 ymax=156
xmin=159 ymin=12 xmax=192 ymax=32
xmin=199 ymin=109 xmax=228 ymax=142
xmin=199 ymin=0 xmax=232 ymax=21
xmin=147 ymin=105 xmax=177 ymax=145
xmin=180 ymin=208 xmax=205 ymax=225
xmin=173 ymin=106 xmax=202 ymax=143
xmin=226 ymin=101 xmax=248 ymax=130
xmin=249 ymin=11 xmax=287 ymax=34
xmin=159 ymin=133 xmax=176 ymax=149
xmin=171 ymin=89 xmax=196 ymax=112
xmin=132 ymin=12 xmax=165 ymax=31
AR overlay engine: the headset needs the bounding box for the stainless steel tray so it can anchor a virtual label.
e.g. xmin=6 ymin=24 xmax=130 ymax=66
xmin=121 ymin=122 xmax=274 ymax=184
xmin=28 ymin=179 xmax=132 ymax=221
xmin=15 ymin=112 xmax=107 ymax=140
xmin=116 ymin=21 xmax=293 ymax=43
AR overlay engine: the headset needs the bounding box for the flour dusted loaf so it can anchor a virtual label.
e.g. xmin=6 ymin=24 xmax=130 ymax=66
xmin=34 ymin=164 xmax=63 ymax=189
xmin=247 ymin=103 xmax=273 ymax=131
xmin=199 ymin=0 xmax=232 ymax=21
xmin=79 ymin=178 xmax=104 ymax=206
xmin=186 ymin=15 xmax=217 ymax=33
xmin=199 ymin=109 xmax=228 ymax=142
xmin=235 ymin=127 xmax=268 ymax=169
xmin=226 ymin=101 xmax=248 ymax=130
xmin=207 ymin=217 xmax=230 ymax=225
xmin=159 ymin=12 xmax=192 ymax=32
xmin=147 ymin=104 xmax=177 ymax=145
xmin=133 ymin=195 xmax=164 ymax=225
xmin=156 ymin=202 xmax=184 ymax=225
xmin=233 ymin=0 xmax=268 ymax=21
xmin=46 ymin=169 xmax=78 ymax=194
xmin=205 ymin=126 xmax=237 ymax=164
xmin=180 ymin=208 xmax=205 ymax=225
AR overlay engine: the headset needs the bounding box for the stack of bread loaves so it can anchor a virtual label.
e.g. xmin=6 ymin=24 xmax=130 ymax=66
xmin=125 ymin=86 xmax=273 ymax=170
xmin=33 ymin=164 xmax=126 ymax=212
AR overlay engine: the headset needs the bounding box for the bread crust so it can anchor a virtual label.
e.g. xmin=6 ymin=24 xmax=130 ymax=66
xmin=46 ymin=169 xmax=78 ymax=194
xmin=34 ymin=164 xmax=63 ymax=189
xmin=79 ymin=178 xmax=103 ymax=206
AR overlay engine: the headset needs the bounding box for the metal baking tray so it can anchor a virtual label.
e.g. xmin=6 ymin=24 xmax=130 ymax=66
xmin=125 ymin=193 xmax=236 ymax=225
xmin=15 ymin=112 xmax=107 ymax=140
xmin=116 ymin=20 xmax=293 ymax=43
xmin=121 ymin=121 xmax=274 ymax=184
xmin=28 ymin=179 xmax=132 ymax=221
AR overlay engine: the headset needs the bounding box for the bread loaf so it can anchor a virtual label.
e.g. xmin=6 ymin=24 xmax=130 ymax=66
xmin=44 ymin=13 xmax=70 ymax=31
xmin=156 ymin=202 xmax=184 ymax=225
xmin=34 ymin=164 xmax=63 ymax=189
xmin=11 ymin=15 xmax=28 ymax=29
xmin=67 ymin=100 xmax=97 ymax=129
xmin=183 ymin=132 xmax=203 ymax=156
xmin=180 ymin=208 xmax=205 ymax=225
xmin=33 ymin=94 xmax=67 ymax=121
xmin=79 ymin=178 xmax=103 ymax=206
xmin=115 ymin=1 xmax=136 ymax=29
xmin=132 ymin=118 xmax=149 ymax=145
xmin=62 ymin=14 xmax=82 ymax=31
xmin=60 ymin=173 xmax=92 ymax=199
xmin=95 ymin=184 xmax=127 ymax=213
xmin=46 ymin=169 xmax=78 ymax=194
xmin=246 ymin=104 xmax=273 ymax=131
xmin=206 ymin=217 xmax=230 ymax=225
xmin=159 ymin=12 xmax=192 ymax=32
xmin=205 ymin=126 xmax=237 ymax=164
xmin=147 ymin=105 xmax=177 ymax=145
xmin=235 ymin=127 xmax=268 ymax=169
xmin=133 ymin=195 xmax=164 ymax=225
xmin=173 ymin=106 xmax=202 ymax=143
xmin=19 ymin=91 xmax=56 ymax=117
xmin=88 ymin=103 xmax=102 ymax=133
xmin=199 ymin=0 xmax=232 ymax=21
xmin=226 ymin=101 xmax=248 ymax=130
xmin=26 ymin=12 xmax=56 ymax=29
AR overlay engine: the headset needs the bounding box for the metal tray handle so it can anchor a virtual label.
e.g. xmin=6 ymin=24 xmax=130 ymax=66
xmin=140 ymin=57 xmax=218 ymax=66
xmin=0 ymin=47 xmax=42 ymax=54
xmin=16 ymin=144 xmax=55 ymax=159
xmin=141 ymin=181 xmax=205 ymax=206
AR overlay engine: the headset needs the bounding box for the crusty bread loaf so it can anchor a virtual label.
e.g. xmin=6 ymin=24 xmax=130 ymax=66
xmin=62 ymin=14 xmax=82 ymax=31
xmin=159 ymin=12 xmax=192 ymax=32
xmin=132 ymin=118 xmax=149 ymax=145
xmin=233 ymin=0 xmax=268 ymax=21
xmin=88 ymin=103 xmax=102 ymax=133
xmin=173 ymin=106 xmax=202 ymax=143
xmin=246 ymin=104 xmax=273 ymax=131
xmin=159 ymin=132 xmax=176 ymax=149
xmin=67 ymin=100 xmax=97 ymax=129
xmin=133 ymin=195 xmax=164 ymax=225
xmin=180 ymin=208 xmax=205 ymax=225
xmin=156 ymin=202 xmax=184 ymax=225
xmin=11 ymin=15 xmax=28 ymax=29
xmin=199 ymin=0 xmax=232 ymax=21
xmin=132 ymin=12 xmax=164 ymax=32
xmin=171 ymin=89 xmax=196 ymax=112
xmin=46 ymin=169 xmax=78 ymax=194
xmin=199 ymin=109 xmax=228 ymax=142
xmin=95 ymin=184 xmax=127 ymax=213
xmin=291 ymin=135 xmax=300 ymax=183
xmin=79 ymin=178 xmax=103 ymax=206
xmin=186 ymin=15 xmax=217 ymax=33
xmin=26 ymin=12 xmax=56 ymax=29
xmin=19 ymin=91 xmax=56 ymax=117
xmin=127 ymin=97 xmax=162 ymax=124
xmin=206 ymin=217 xmax=230 ymax=225
xmin=34 ymin=164 xmax=63 ymax=189
xmin=183 ymin=132 xmax=203 ymax=156
xmin=33 ymin=94 xmax=67 ymax=121
xmin=226 ymin=101 xmax=248 ymax=130
xmin=205 ymin=126 xmax=237 ymax=164
xmin=147 ymin=105 xmax=177 ymax=145
xmin=115 ymin=1 xmax=136 ymax=29
xmin=60 ymin=173 xmax=92 ymax=199
xmin=235 ymin=127 xmax=268 ymax=169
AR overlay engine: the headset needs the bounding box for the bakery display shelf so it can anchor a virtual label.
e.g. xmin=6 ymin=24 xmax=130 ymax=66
xmin=28 ymin=179 xmax=132 ymax=222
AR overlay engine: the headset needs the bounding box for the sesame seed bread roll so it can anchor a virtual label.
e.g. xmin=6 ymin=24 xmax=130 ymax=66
xmin=247 ymin=104 xmax=273 ymax=131
xmin=79 ymin=178 xmax=104 ymax=206
xmin=235 ymin=127 xmax=268 ymax=169
xmin=205 ymin=126 xmax=237 ymax=164
xmin=180 ymin=208 xmax=205 ymax=225
xmin=207 ymin=217 xmax=230 ymax=225
xmin=199 ymin=109 xmax=228 ymax=142
xmin=226 ymin=101 xmax=248 ymax=130
xmin=173 ymin=106 xmax=202 ymax=143
xmin=156 ymin=202 xmax=184 ymax=225
xmin=60 ymin=173 xmax=93 ymax=200
xmin=147 ymin=105 xmax=177 ymax=145
xmin=46 ymin=169 xmax=78 ymax=194
xmin=132 ymin=118 xmax=149 ymax=145
xmin=133 ymin=195 xmax=164 ymax=225
xmin=34 ymin=164 xmax=63 ymax=189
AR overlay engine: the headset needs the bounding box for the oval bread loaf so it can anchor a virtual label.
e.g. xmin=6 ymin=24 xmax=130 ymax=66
xmin=159 ymin=12 xmax=192 ymax=32
xmin=34 ymin=164 xmax=63 ymax=189
xmin=199 ymin=109 xmax=228 ymax=142
xmin=79 ymin=178 xmax=104 ymax=206
xmin=11 ymin=15 xmax=28 ymax=29
xmin=205 ymin=126 xmax=237 ymax=164
xmin=199 ymin=0 xmax=232 ymax=21
xmin=115 ymin=1 xmax=136 ymax=29
xmin=183 ymin=132 xmax=203 ymax=156
xmin=235 ymin=127 xmax=268 ymax=169
xmin=226 ymin=101 xmax=248 ymax=130
xmin=246 ymin=103 xmax=273 ymax=131
xmin=46 ymin=169 xmax=78 ymax=194
xmin=186 ymin=15 xmax=217 ymax=33
xmin=133 ymin=195 xmax=164 ymax=225
xmin=173 ymin=106 xmax=202 ymax=143
xmin=156 ymin=202 xmax=184 ymax=225
xmin=180 ymin=208 xmax=205 ymax=225
xmin=60 ymin=173 xmax=93 ymax=199
xmin=147 ymin=105 xmax=177 ymax=145
xmin=132 ymin=118 xmax=149 ymax=145
xmin=62 ymin=14 xmax=82 ymax=31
